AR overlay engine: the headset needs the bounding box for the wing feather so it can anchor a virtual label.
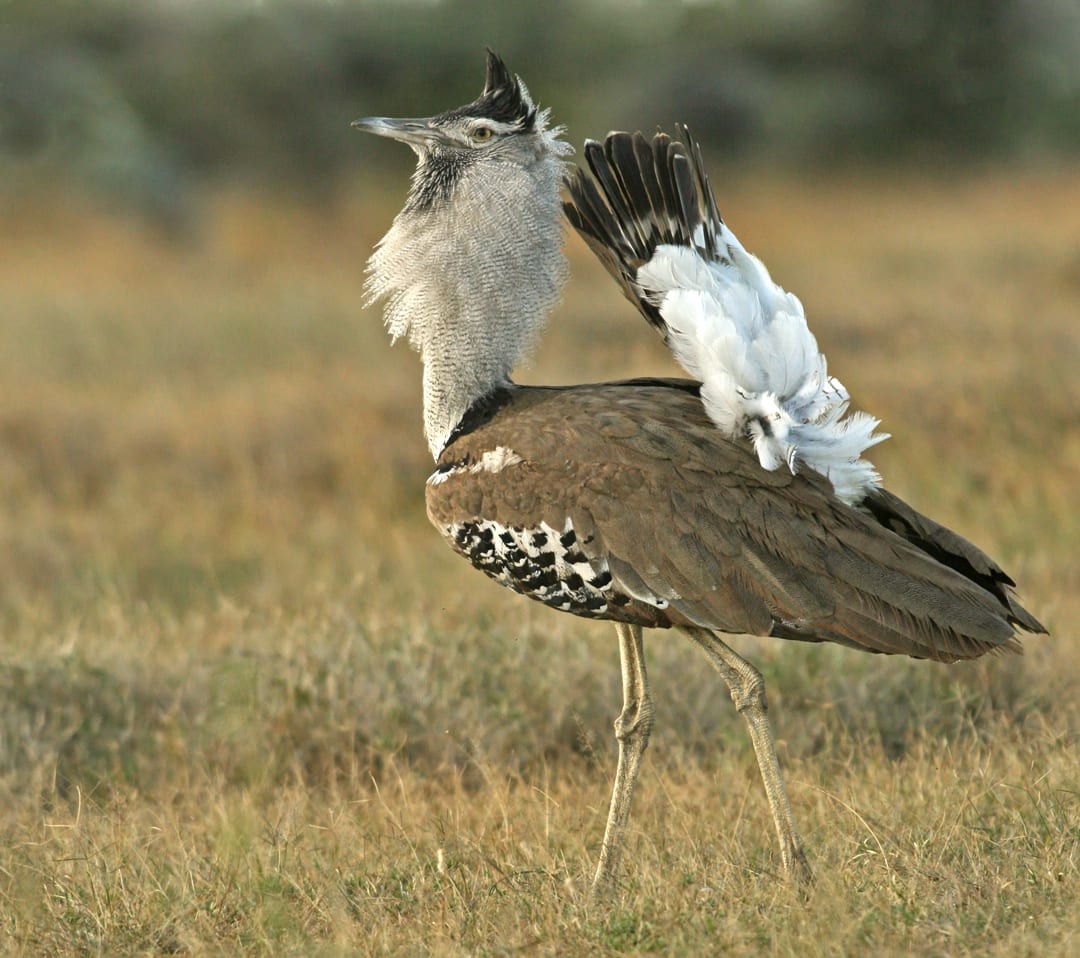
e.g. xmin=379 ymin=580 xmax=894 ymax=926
xmin=429 ymin=384 xmax=1043 ymax=661
xmin=564 ymin=129 xmax=888 ymax=503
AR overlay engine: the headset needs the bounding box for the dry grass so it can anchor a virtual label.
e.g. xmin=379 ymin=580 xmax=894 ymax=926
xmin=0 ymin=168 xmax=1077 ymax=956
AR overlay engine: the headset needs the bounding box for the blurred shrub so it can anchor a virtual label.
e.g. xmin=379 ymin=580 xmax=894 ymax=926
xmin=1 ymin=0 xmax=1078 ymax=222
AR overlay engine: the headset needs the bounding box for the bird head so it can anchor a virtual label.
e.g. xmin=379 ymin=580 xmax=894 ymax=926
xmin=353 ymin=49 xmax=571 ymax=210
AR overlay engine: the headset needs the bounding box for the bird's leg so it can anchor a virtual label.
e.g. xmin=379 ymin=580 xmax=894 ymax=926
xmin=682 ymin=626 xmax=812 ymax=884
xmin=591 ymin=622 xmax=654 ymax=898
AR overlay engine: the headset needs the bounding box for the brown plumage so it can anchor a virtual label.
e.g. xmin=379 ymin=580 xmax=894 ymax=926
xmin=428 ymin=379 xmax=1040 ymax=663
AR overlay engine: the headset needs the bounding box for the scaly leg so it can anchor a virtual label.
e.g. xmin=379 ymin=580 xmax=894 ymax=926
xmin=591 ymin=622 xmax=654 ymax=898
xmin=683 ymin=626 xmax=812 ymax=883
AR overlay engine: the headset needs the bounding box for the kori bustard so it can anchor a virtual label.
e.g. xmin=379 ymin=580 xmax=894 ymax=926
xmin=354 ymin=50 xmax=1045 ymax=894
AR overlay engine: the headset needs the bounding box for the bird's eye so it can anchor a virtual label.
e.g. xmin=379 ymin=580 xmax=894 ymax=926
xmin=473 ymin=126 xmax=493 ymax=141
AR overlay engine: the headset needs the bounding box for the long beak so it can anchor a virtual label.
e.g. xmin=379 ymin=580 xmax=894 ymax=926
xmin=351 ymin=116 xmax=439 ymax=153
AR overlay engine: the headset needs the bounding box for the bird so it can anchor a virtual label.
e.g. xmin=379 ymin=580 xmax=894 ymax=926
xmin=353 ymin=49 xmax=1046 ymax=896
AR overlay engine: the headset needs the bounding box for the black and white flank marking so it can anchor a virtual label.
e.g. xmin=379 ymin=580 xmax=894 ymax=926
xmin=447 ymin=517 xmax=631 ymax=617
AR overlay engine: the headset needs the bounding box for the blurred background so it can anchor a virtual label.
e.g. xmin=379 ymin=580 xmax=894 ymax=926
xmin=2 ymin=0 xmax=1078 ymax=713
xmin=2 ymin=3 xmax=1079 ymax=949
xmin=3 ymin=0 xmax=1080 ymax=229
xmin=1 ymin=0 xmax=1077 ymax=692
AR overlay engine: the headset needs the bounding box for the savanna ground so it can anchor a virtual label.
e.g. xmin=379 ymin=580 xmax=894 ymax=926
xmin=1 ymin=167 xmax=1078 ymax=956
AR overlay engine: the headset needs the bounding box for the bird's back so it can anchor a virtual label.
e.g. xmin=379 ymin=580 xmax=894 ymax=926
xmin=427 ymin=379 xmax=1043 ymax=663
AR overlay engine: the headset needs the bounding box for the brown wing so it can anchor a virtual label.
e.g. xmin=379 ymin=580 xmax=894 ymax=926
xmin=427 ymin=381 xmax=1044 ymax=662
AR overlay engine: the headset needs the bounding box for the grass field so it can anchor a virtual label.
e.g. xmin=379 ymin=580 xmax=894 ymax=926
xmin=1 ymin=167 xmax=1078 ymax=956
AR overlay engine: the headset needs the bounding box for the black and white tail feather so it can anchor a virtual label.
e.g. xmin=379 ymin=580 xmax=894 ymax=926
xmin=565 ymin=129 xmax=887 ymax=504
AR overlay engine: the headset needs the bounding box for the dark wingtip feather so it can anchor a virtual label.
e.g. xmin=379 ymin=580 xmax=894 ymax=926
xmin=564 ymin=128 xmax=726 ymax=333
xmin=564 ymin=153 xmax=666 ymax=333
xmin=668 ymin=150 xmax=703 ymax=246
xmin=861 ymin=487 xmax=1049 ymax=646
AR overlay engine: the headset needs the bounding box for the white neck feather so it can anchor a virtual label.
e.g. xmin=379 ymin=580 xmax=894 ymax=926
xmin=366 ymin=150 xmax=568 ymax=457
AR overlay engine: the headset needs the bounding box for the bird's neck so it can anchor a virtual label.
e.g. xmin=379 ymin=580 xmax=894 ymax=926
xmin=366 ymin=157 xmax=568 ymax=457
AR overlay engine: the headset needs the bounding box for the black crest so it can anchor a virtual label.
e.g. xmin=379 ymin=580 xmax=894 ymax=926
xmin=440 ymin=49 xmax=536 ymax=131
